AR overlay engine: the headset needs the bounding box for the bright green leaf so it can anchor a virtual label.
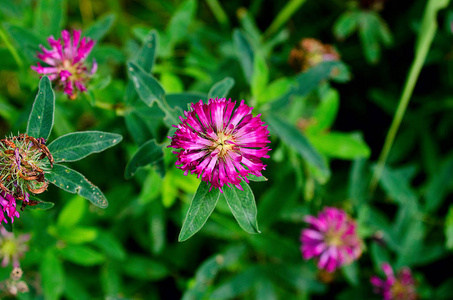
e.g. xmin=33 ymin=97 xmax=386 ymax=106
xmin=308 ymin=132 xmax=371 ymax=159
xmin=57 ymin=196 xmax=86 ymax=228
xmin=84 ymin=13 xmax=116 ymax=42
xmin=445 ymin=205 xmax=453 ymax=250
xmin=41 ymin=249 xmax=64 ymax=300
xmin=59 ymin=245 xmax=106 ymax=266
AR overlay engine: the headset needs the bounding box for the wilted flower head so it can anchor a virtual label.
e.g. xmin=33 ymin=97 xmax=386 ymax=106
xmin=168 ymin=98 xmax=271 ymax=191
xmin=31 ymin=29 xmax=97 ymax=99
xmin=288 ymin=38 xmax=340 ymax=72
xmin=0 ymin=267 xmax=29 ymax=297
xmin=300 ymin=207 xmax=363 ymax=272
xmin=0 ymin=227 xmax=30 ymax=268
xmin=0 ymin=134 xmax=53 ymax=223
xmin=371 ymin=263 xmax=417 ymax=300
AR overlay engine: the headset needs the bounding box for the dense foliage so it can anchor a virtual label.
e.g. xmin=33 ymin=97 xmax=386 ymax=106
xmin=1 ymin=0 xmax=453 ymax=299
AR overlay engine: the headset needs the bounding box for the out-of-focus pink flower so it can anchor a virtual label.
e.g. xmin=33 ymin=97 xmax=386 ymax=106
xmin=168 ymin=98 xmax=271 ymax=191
xmin=31 ymin=29 xmax=97 ymax=99
xmin=300 ymin=207 xmax=363 ymax=272
xmin=0 ymin=227 xmax=30 ymax=268
xmin=371 ymin=263 xmax=417 ymax=300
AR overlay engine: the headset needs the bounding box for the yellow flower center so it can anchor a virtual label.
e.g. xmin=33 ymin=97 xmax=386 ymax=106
xmin=212 ymin=132 xmax=234 ymax=158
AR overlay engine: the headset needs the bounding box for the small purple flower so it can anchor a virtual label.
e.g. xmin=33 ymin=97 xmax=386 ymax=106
xmin=168 ymin=98 xmax=271 ymax=191
xmin=371 ymin=263 xmax=417 ymax=300
xmin=0 ymin=226 xmax=30 ymax=268
xmin=300 ymin=207 xmax=363 ymax=272
xmin=31 ymin=29 xmax=97 ymax=99
xmin=0 ymin=191 xmax=20 ymax=224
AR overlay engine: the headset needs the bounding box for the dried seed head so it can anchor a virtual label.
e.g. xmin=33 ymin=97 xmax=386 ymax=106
xmin=0 ymin=133 xmax=53 ymax=223
xmin=288 ymin=38 xmax=340 ymax=73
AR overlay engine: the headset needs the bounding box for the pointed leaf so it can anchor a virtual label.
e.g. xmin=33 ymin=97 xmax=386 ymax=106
xmin=179 ymin=182 xmax=221 ymax=241
xmin=223 ymin=181 xmax=260 ymax=234
xmin=48 ymin=131 xmax=122 ymax=163
xmin=84 ymin=13 xmax=116 ymax=42
xmin=59 ymin=245 xmax=106 ymax=266
xmin=208 ymin=77 xmax=235 ymax=100
xmin=125 ymin=139 xmax=164 ymax=179
xmin=26 ymin=76 xmax=55 ymax=140
xmin=233 ymin=29 xmax=254 ymax=83
xmin=46 ymin=164 xmax=108 ymax=208
xmin=127 ymin=61 xmax=165 ymax=106
xmin=135 ymin=29 xmax=158 ymax=73
xmin=247 ymin=174 xmax=267 ymax=182
xmin=19 ymin=196 xmax=55 ymax=210
xmin=41 ymin=249 xmax=65 ymax=300
xmin=266 ymin=114 xmax=330 ymax=180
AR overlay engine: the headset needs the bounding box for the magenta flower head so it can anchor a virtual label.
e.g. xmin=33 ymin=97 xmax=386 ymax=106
xmin=300 ymin=207 xmax=363 ymax=272
xmin=168 ymin=98 xmax=271 ymax=191
xmin=31 ymin=29 xmax=97 ymax=99
xmin=371 ymin=263 xmax=417 ymax=300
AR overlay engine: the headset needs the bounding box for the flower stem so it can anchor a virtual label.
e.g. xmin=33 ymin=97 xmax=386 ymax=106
xmin=263 ymin=0 xmax=307 ymax=39
xmin=369 ymin=0 xmax=450 ymax=193
xmin=205 ymin=0 xmax=229 ymax=27
xmin=0 ymin=26 xmax=23 ymax=68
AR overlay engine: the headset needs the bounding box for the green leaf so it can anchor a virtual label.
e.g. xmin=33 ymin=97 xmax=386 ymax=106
xmin=166 ymin=0 xmax=197 ymax=47
xmin=333 ymin=11 xmax=360 ymax=40
xmin=41 ymin=249 xmax=65 ymax=300
xmin=358 ymin=12 xmax=381 ymax=64
xmin=128 ymin=61 xmax=181 ymax=127
xmin=59 ymin=245 xmax=106 ymax=266
xmin=33 ymin=0 xmax=64 ymax=38
xmin=247 ymin=174 xmax=267 ymax=182
xmin=48 ymin=131 xmax=122 ymax=163
xmin=26 ymin=76 xmax=55 ymax=140
xmin=342 ymin=262 xmax=359 ymax=286
xmin=19 ymin=196 xmax=55 ymax=210
xmin=425 ymin=154 xmax=453 ymax=212
xmin=251 ymin=54 xmax=269 ymax=99
xmin=208 ymin=77 xmax=235 ymax=100
xmin=268 ymin=61 xmax=340 ymax=110
xmin=57 ymin=196 xmax=86 ymax=228
xmin=210 ymin=267 xmax=260 ymax=299
xmin=135 ymin=29 xmax=158 ymax=73
xmin=308 ymin=88 xmax=340 ymax=134
xmin=445 ymin=205 xmax=453 ymax=250
xmin=127 ymin=61 xmax=165 ymax=105
xmin=308 ymin=132 xmax=371 ymax=159
xmin=124 ymin=139 xmax=164 ymax=179
xmin=49 ymin=226 xmax=98 ymax=244
xmin=233 ymin=29 xmax=254 ymax=83
xmin=179 ymin=181 xmax=221 ymax=241
xmin=149 ymin=200 xmax=166 ymax=255
xmin=122 ymin=255 xmax=169 ymax=280
xmin=92 ymin=231 xmax=126 ymax=260
xmin=84 ymin=13 xmax=116 ymax=42
xmin=3 ymin=23 xmax=44 ymax=61
xmin=266 ymin=114 xmax=330 ymax=180
xmin=223 ymin=182 xmax=260 ymax=234
xmin=166 ymin=92 xmax=206 ymax=110
xmin=46 ymin=164 xmax=109 ymax=208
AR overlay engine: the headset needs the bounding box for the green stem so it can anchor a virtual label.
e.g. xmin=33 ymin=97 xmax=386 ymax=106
xmin=369 ymin=0 xmax=450 ymax=193
xmin=205 ymin=0 xmax=229 ymax=27
xmin=0 ymin=26 xmax=23 ymax=68
xmin=263 ymin=0 xmax=307 ymax=39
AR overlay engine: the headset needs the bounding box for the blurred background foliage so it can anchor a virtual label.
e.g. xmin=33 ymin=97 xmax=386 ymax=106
xmin=1 ymin=0 xmax=453 ymax=299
